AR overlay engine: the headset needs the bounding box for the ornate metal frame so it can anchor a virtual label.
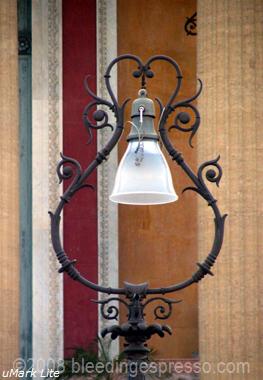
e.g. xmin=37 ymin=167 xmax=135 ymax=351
xmin=49 ymin=54 xmax=227 ymax=367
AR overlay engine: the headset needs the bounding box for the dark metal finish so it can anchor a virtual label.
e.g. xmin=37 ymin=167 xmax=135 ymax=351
xmin=18 ymin=33 xmax=31 ymax=55
xmin=49 ymin=55 xmax=227 ymax=375
xmin=95 ymin=282 xmax=180 ymax=371
xmin=184 ymin=12 xmax=197 ymax=36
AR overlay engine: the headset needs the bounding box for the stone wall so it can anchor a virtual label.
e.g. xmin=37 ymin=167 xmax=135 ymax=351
xmin=0 ymin=0 xmax=20 ymax=373
xmin=198 ymin=0 xmax=263 ymax=378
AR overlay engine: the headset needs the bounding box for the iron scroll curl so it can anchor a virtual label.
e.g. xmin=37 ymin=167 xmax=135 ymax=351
xmin=49 ymin=54 xmax=227 ymax=299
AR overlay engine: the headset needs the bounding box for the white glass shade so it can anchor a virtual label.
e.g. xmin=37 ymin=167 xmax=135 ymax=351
xmin=109 ymin=140 xmax=178 ymax=205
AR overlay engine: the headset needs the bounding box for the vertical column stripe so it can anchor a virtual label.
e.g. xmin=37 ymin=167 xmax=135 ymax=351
xmin=0 ymin=0 xmax=20 ymax=372
xmin=96 ymin=0 xmax=119 ymax=357
xmin=63 ymin=0 xmax=98 ymax=356
xmin=117 ymin=0 xmax=198 ymax=359
xmin=18 ymin=0 xmax=32 ymax=366
xmin=32 ymin=0 xmax=63 ymax=364
xmin=197 ymin=0 xmax=263 ymax=378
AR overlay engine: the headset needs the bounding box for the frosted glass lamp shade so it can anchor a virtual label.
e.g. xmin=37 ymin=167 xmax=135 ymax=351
xmin=109 ymin=140 xmax=178 ymax=205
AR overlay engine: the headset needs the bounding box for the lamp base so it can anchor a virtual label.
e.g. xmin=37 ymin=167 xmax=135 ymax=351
xmin=94 ymin=282 xmax=180 ymax=380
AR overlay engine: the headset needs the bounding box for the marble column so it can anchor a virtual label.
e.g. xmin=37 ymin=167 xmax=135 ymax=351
xmin=197 ymin=0 xmax=263 ymax=378
xmin=0 ymin=0 xmax=20 ymax=373
xmin=32 ymin=0 xmax=63 ymax=368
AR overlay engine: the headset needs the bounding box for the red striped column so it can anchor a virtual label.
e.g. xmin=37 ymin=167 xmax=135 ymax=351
xmin=63 ymin=0 xmax=98 ymax=356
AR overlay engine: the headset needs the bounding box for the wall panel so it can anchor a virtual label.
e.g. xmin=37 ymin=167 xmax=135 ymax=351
xmin=198 ymin=0 xmax=263 ymax=378
xmin=0 ymin=0 xmax=20 ymax=372
xmin=117 ymin=0 xmax=198 ymax=359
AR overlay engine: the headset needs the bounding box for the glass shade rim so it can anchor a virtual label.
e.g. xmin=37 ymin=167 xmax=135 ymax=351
xmin=109 ymin=191 xmax=178 ymax=205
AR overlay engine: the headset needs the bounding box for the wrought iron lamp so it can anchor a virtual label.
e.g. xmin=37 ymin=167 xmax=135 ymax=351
xmin=49 ymin=54 xmax=227 ymax=378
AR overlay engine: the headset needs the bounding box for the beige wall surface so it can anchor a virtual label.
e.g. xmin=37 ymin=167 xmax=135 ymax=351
xmin=0 ymin=0 xmax=20 ymax=373
xmin=198 ymin=0 xmax=263 ymax=379
xmin=117 ymin=0 xmax=198 ymax=359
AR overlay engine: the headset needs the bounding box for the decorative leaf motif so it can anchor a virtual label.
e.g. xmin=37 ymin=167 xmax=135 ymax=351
xmin=56 ymin=153 xmax=82 ymax=185
xmin=198 ymin=155 xmax=222 ymax=188
xmin=168 ymin=79 xmax=203 ymax=147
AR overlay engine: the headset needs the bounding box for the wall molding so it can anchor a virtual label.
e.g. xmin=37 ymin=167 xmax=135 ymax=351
xmin=96 ymin=0 xmax=119 ymax=357
xmin=47 ymin=0 xmax=63 ymax=361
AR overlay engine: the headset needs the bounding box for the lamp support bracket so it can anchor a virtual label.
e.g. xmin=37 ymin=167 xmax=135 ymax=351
xmin=49 ymin=55 xmax=227 ymax=371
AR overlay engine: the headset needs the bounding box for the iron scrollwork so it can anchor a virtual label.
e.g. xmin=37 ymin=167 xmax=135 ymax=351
xmin=49 ymin=54 xmax=227 ymax=368
xmin=143 ymin=297 xmax=182 ymax=320
xmin=185 ymin=12 xmax=197 ymax=36
xmin=92 ymin=297 xmax=129 ymax=321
